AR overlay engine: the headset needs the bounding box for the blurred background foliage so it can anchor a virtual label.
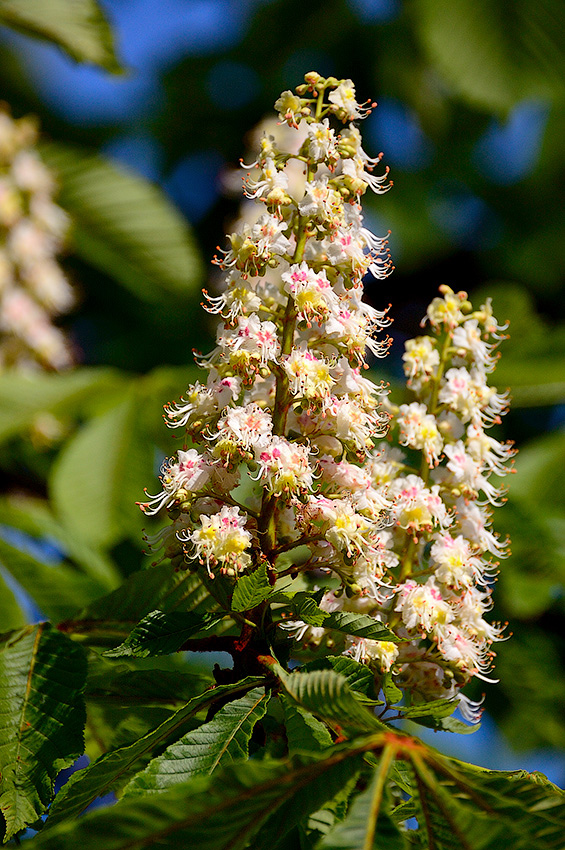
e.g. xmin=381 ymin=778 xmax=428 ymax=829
xmin=0 ymin=0 xmax=563 ymax=785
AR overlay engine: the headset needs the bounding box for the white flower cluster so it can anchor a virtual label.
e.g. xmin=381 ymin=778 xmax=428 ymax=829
xmin=0 ymin=107 xmax=74 ymax=370
xmin=141 ymin=74 xmax=513 ymax=718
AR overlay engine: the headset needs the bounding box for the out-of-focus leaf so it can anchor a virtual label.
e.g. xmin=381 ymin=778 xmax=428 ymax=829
xmin=41 ymin=142 xmax=204 ymax=301
xmin=0 ymin=0 xmax=122 ymax=71
xmin=0 ymin=569 xmax=25 ymax=630
xmin=124 ymin=687 xmax=269 ymax=795
xmin=382 ymin=672 xmax=403 ymax=706
xmin=45 ymin=676 xmax=266 ymax=827
xmin=231 ymin=562 xmax=271 ymax=612
xmin=0 ymin=495 xmax=120 ymax=590
xmin=0 ymin=534 xmax=106 ymax=622
xmin=0 ymin=624 xmax=86 ymax=841
xmin=50 ymin=392 xmax=153 ymax=549
xmin=104 ymin=610 xmax=223 ymax=658
xmin=0 ymin=368 xmax=124 ymax=445
xmin=399 ymin=697 xmax=457 ymax=720
xmin=414 ymin=0 xmax=565 ymax=110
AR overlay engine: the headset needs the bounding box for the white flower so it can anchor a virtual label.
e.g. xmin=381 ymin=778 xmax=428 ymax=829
xmin=187 ymin=505 xmax=252 ymax=577
xmin=255 ymin=436 xmax=313 ymax=496
xmin=395 ymin=577 xmax=454 ymax=635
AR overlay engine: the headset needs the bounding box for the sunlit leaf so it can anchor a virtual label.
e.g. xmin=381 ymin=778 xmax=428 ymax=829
xmin=124 ymin=687 xmax=269 ymax=795
xmin=0 ymin=0 xmax=122 ymax=71
xmin=0 ymin=624 xmax=86 ymax=840
xmin=231 ymin=562 xmax=272 ymax=612
xmin=46 ymin=676 xmax=266 ymax=827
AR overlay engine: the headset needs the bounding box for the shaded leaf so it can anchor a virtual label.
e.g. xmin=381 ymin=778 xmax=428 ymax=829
xmin=318 ymin=758 xmax=408 ymax=849
xmin=46 ymin=676 xmax=266 ymax=827
xmin=38 ymin=745 xmax=367 ymax=850
xmin=124 ymin=687 xmax=269 ymax=795
xmin=281 ymin=696 xmax=333 ymax=756
xmin=0 ymin=624 xmax=86 ymax=840
xmin=58 ymin=562 xmax=217 ymax=645
xmin=104 ymin=610 xmax=224 ymax=658
xmin=41 ymin=142 xmax=204 ymax=301
xmin=0 ymin=0 xmax=121 ymax=71
xmin=85 ymin=665 xmax=212 ymax=707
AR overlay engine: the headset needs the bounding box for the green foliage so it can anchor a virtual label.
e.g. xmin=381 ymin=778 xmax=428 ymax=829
xmin=275 ymin=665 xmax=385 ymax=735
xmin=0 ymin=624 xmax=86 ymax=841
xmin=104 ymin=610 xmax=224 ymax=658
xmin=50 ymin=392 xmax=154 ymax=548
xmin=124 ymin=686 xmax=269 ymax=794
xmin=46 ymin=676 xmax=266 ymax=827
xmin=413 ymin=0 xmax=565 ymax=111
xmin=40 ymin=143 xmax=204 ymax=302
xmin=0 ymin=0 xmax=122 ymax=71
xmin=0 ymin=3 xmax=563 ymax=848
xmin=231 ymin=561 xmax=272 ymax=611
xmin=322 ymin=612 xmax=401 ymax=643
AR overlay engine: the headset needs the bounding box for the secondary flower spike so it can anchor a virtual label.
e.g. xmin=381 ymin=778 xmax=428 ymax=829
xmin=140 ymin=74 xmax=513 ymax=722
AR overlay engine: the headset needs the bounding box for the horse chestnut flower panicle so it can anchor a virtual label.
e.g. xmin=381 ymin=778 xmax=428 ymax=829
xmin=140 ymin=74 xmax=513 ymax=722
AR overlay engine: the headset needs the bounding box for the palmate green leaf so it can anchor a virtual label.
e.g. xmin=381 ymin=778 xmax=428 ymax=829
xmin=41 ymin=142 xmax=203 ymax=301
xmin=0 ymin=624 xmax=86 ymax=841
xmin=58 ymin=561 xmax=217 ymax=644
xmin=318 ymin=764 xmax=408 ymax=850
xmin=46 ymin=676 xmax=266 ymax=828
xmin=281 ymin=696 xmax=333 ymax=756
xmin=403 ymin=748 xmax=565 ymax=850
xmin=0 ymin=0 xmax=121 ymax=71
xmin=124 ymin=687 xmax=269 ymax=796
xmin=50 ymin=392 xmax=154 ymax=550
xmin=104 ymin=610 xmax=224 ymax=658
xmin=276 ymin=666 xmax=385 ymax=734
xmin=0 ymin=534 xmax=107 ymax=623
xmin=323 ymin=611 xmax=401 ymax=643
xmin=453 ymin=764 xmax=565 ymax=850
xmin=231 ymin=562 xmax=271 ymax=611
xmin=36 ymin=743 xmax=367 ymax=850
